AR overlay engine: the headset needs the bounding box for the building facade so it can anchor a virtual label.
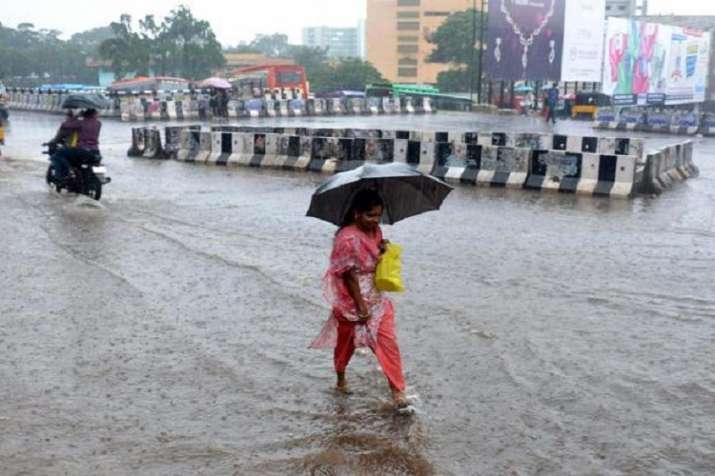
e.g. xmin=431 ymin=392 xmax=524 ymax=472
xmin=366 ymin=0 xmax=478 ymax=84
xmin=218 ymin=53 xmax=295 ymax=78
xmin=302 ymin=26 xmax=361 ymax=59
xmin=605 ymin=0 xmax=648 ymax=17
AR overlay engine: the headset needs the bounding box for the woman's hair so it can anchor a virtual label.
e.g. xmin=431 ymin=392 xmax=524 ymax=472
xmin=339 ymin=189 xmax=384 ymax=229
xmin=82 ymin=108 xmax=97 ymax=118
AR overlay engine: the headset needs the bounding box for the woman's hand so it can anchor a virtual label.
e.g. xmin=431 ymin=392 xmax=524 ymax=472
xmin=379 ymin=239 xmax=390 ymax=255
xmin=344 ymin=269 xmax=371 ymax=323
xmin=357 ymin=311 xmax=372 ymax=324
xmin=357 ymin=301 xmax=372 ymax=323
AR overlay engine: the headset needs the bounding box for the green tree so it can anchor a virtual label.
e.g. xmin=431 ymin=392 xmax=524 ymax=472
xmin=70 ymin=26 xmax=115 ymax=56
xmin=99 ymin=7 xmax=224 ymax=81
xmin=99 ymin=14 xmax=152 ymax=79
xmin=161 ymin=5 xmax=225 ymax=79
xmin=249 ymin=33 xmax=292 ymax=58
xmin=289 ymin=45 xmax=330 ymax=88
xmin=322 ymin=58 xmax=385 ymax=92
xmin=435 ymin=68 xmax=471 ymax=93
xmin=427 ymin=9 xmax=484 ymax=92
xmin=0 ymin=22 xmax=95 ymax=85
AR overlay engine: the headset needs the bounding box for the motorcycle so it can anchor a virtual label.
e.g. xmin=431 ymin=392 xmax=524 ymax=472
xmin=44 ymin=142 xmax=111 ymax=201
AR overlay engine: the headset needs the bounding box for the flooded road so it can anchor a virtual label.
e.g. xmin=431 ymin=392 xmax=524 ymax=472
xmin=1 ymin=112 xmax=714 ymax=475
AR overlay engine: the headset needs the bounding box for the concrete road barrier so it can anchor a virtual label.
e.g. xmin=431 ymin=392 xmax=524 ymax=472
xmin=525 ymin=150 xmax=638 ymax=198
xmin=131 ymin=125 xmax=697 ymax=199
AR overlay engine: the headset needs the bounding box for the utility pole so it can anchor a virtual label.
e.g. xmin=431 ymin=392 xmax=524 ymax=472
xmin=469 ymin=0 xmax=477 ymax=105
xmin=476 ymin=0 xmax=486 ymax=104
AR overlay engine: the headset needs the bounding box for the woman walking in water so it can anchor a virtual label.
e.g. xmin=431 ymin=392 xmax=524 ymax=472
xmin=310 ymin=189 xmax=410 ymax=412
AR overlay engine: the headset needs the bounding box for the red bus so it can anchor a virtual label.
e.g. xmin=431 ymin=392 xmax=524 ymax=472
xmin=231 ymin=65 xmax=309 ymax=99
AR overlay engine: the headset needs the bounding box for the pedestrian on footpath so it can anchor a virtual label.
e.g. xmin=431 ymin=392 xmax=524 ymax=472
xmin=545 ymin=83 xmax=559 ymax=125
xmin=309 ymin=190 xmax=410 ymax=412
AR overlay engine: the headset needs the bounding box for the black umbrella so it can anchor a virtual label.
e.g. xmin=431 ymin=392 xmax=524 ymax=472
xmin=307 ymin=162 xmax=453 ymax=226
xmin=61 ymin=93 xmax=111 ymax=110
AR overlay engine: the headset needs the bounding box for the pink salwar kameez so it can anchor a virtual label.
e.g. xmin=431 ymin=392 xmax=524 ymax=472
xmin=310 ymin=225 xmax=406 ymax=392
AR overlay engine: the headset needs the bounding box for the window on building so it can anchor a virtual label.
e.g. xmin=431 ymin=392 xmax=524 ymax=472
xmin=398 ymin=36 xmax=419 ymax=43
xmin=424 ymin=11 xmax=450 ymax=16
xmin=398 ymin=67 xmax=418 ymax=77
xmin=398 ymin=0 xmax=420 ymax=5
xmin=398 ymin=44 xmax=419 ymax=53
xmin=398 ymin=11 xmax=420 ymax=18
xmin=278 ymin=72 xmax=302 ymax=84
xmin=399 ymin=57 xmax=418 ymax=65
xmin=398 ymin=21 xmax=420 ymax=30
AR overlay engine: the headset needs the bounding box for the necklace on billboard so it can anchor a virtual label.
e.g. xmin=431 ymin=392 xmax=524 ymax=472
xmin=495 ymin=0 xmax=557 ymax=71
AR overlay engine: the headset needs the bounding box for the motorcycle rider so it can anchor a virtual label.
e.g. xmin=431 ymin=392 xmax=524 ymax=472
xmin=49 ymin=108 xmax=102 ymax=184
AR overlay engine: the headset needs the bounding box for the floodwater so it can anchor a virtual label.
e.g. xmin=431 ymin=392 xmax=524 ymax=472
xmin=1 ymin=111 xmax=714 ymax=475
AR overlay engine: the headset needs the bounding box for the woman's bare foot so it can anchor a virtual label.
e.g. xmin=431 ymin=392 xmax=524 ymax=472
xmin=392 ymin=389 xmax=408 ymax=407
xmin=336 ymin=372 xmax=353 ymax=395
xmin=336 ymin=384 xmax=353 ymax=395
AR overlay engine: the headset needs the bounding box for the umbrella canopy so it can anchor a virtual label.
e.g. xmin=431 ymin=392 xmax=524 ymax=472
xmin=307 ymin=162 xmax=453 ymax=226
xmin=199 ymin=77 xmax=232 ymax=89
xmin=514 ymin=84 xmax=534 ymax=93
xmin=61 ymin=93 xmax=111 ymax=110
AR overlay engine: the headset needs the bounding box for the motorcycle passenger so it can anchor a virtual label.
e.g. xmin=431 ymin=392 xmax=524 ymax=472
xmin=50 ymin=108 xmax=102 ymax=184
xmin=49 ymin=110 xmax=80 ymax=149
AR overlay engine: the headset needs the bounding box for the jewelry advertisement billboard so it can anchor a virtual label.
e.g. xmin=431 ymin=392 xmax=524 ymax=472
xmin=486 ymin=0 xmax=566 ymax=81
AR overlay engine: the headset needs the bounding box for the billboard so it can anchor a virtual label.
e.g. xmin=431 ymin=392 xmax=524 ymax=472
xmin=665 ymin=27 xmax=710 ymax=104
xmin=602 ymin=18 xmax=671 ymax=101
xmin=602 ymin=18 xmax=711 ymax=105
xmin=561 ymin=0 xmax=606 ymax=82
xmin=486 ymin=0 xmax=606 ymax=82
xmin=486 ymin=0 xmax=566 ymax=81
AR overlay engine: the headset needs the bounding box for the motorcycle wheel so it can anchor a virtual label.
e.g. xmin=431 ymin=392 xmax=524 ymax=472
xmin=83 ymin=174 xmax=102 ymax=201
xmin=46 ymin=165 xmax=61 ymax=192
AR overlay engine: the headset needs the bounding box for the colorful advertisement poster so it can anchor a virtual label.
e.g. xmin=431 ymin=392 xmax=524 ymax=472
xmin=561 ymin=0 xmax=606 ymax=82
xmin=665 ymin=27 xmax=710 ymax=104
xmin=486 ymin=0 xmax=566 ymax=81
xmin=603 ymin=18 xmax=710 ymax=105
xmin=602 ymin=18 xmax=671 ymax=100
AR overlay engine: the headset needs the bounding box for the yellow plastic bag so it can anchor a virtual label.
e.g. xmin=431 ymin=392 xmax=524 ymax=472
xmin=375 ymin=243 xmax=406 ymax=293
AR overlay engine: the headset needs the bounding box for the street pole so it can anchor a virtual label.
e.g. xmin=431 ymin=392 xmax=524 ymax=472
xmin=469 ymin=0 xmax=477 ymax=106
xmin=476 ymin=0 xmax=486 ymax=104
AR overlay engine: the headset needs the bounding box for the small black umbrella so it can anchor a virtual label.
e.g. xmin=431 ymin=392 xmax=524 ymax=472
xmin=61 ymin=94 xmax=111 ymax=110
xmin=307 ymin=162 xmax=453 ymax=226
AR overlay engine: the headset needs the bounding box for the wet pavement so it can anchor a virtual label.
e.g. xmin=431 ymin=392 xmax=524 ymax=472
xmin=1 ymin=111 xmax=714 ymax=475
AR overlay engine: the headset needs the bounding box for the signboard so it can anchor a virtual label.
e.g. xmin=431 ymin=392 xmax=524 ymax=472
xmin=561 ymin=0 xmax=606 ymax=82
xmin=486 ymin=0 xmax=606 ymax=82
xmin=665 ymin=27 xmax=710 ymax=104
xmin=602 ymin=18 xmax=711 ymax=105
xmin=612 ymin=94 xmax=637 ymax=106
xmin=602 ymin=18 xmax=671 ymax=98
xmin=646 ymin=93 xmax=666 ymax=105
xmin=486 ymin=0 xmax=566 ymax=81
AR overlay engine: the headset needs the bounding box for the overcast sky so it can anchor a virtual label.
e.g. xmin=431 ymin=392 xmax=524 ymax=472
xmin=3 ymin=0 xmax=715 ymax=46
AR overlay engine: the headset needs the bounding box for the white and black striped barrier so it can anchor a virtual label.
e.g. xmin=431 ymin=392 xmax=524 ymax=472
xmin=127 ymin=127 xmax=165 ymax=159
xmin=703 ymin=114 xmax=715 ymax=137
xmin=128 ymin=126 xmax=697 ymax=198
xmin=429 ymin=142 xmax=639 ymax=198
xmin=6 ymin=89 xmax=121 ymax=117
xmin=595 ymin=109 xmax=701 ymax=136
